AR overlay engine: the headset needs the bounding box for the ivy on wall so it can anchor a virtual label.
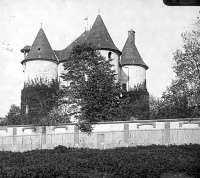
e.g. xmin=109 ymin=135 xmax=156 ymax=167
xmin=21 ymin=78 xmax=60 ymax=124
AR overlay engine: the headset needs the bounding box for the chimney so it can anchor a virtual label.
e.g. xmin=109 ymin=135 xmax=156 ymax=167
xmin=128 ymin=29 xmax=135 ymax=44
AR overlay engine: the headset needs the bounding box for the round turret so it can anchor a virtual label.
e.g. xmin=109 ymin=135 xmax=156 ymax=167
xmin=98 ymin=50 xmax=120 ymax=82
xmin=86 ymin=14 xmax=121 ymax=82
xmin=120 ymin=30 xmax=148 ymax=90
xmin=21 ymin=28 xmax=58 ymax=84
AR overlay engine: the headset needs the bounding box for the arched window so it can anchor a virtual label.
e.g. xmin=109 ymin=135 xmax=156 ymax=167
xmin=122 ymin=83 xmax=127 ymax=91
xmin=108 ymin=52 xmax=112 ymax=59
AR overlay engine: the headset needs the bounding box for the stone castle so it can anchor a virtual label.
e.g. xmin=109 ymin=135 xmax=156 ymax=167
xmin=21 ymin=14 xmax=148 ymax=90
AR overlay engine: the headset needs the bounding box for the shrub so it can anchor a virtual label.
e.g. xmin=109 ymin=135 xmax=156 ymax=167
xmin=0 ymin=144 xmax=199 ymax=178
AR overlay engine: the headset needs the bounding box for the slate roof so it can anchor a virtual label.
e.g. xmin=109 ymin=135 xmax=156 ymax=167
xmin=54 ymin=30 xmax=90 ymax=62
xmin=21 ymin=15 xmax=121 ymax=63
xmin=121 ymin=30 xmax=148 ymax=70
xmin=21 ymin=28 xmax=58 ymax=64
xmin=55 ymin=15 xmax=121 ymax=62
xmin=86 ymin=15 xmax=121 ymax=55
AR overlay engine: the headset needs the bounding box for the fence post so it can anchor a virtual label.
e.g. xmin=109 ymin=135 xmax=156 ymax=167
xmin=42 ymin=126 xmax=46 ymax=149
xmin=2 ymin=137 xmax=4 ymax=151
xmin=30 ymin=135 xmax=32 ymax=151
xmin=13 ymin=128 xmax=17 ymax=148
xmin=124 ymin=123 xmax=129 ymax=146
xmin=164 ymin=122 xmax=170 ymax=145
xmin=40 ymin=134 xmax=42 ymax=150
xmin=22 ymin=135 xmax=23 ymax=145
xmin=74 ymin=125 xmax=79 ymax=147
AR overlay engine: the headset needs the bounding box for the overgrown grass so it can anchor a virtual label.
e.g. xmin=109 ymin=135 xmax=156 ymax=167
xmin=0 ymin=144 xmax=199 ymax=178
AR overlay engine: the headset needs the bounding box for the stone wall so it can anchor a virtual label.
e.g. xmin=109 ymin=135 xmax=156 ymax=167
xmin=121 ymin=65 xmax=146 ymax=89
xmin=24 ymin=60 xmax=58 ymax=83
xmin=99 ymin=50 xmax=120 ymax=82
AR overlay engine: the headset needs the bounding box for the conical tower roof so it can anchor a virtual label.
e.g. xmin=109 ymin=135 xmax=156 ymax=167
xmin=22 ymin=28 xmax=57 ymax=64
xmin=121 ymin=30 xmax=148 ymax=70
xmin=86 ymin=15 xmax=121 ymax=55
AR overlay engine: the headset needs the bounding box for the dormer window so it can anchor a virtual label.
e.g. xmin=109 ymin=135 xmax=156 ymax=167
xmin=108 ymin=52 xmax=112 ymax=59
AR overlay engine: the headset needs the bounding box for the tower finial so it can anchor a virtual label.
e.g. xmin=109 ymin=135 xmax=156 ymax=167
xmin=41 ymin=23 xmax=42 ymax=29
xmin=98 ymin=9 xmax=100 ymax=15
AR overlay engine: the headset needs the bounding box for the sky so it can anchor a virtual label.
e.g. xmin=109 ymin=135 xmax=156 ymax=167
xmin=0 ymin=0 xmax=199 ymax=117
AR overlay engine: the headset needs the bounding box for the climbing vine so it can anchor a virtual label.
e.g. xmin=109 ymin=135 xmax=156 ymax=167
xmin=21 ymin=78 xmax=60 ymax=124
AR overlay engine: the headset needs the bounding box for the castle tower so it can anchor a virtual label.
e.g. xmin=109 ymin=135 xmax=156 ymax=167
xmin=86 ymin=15 xmax=121 ymax=82
xmin=120 ymin=29 xmax=148 ymax=90
xmin=54 ymin=14 xmax=121 ymax=84
xmin=21 ymin=28 xmax=58 ymax=84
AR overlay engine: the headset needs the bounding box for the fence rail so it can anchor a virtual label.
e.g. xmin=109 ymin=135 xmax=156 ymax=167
xmin=0 ymin=128 xmax=199 ymax=152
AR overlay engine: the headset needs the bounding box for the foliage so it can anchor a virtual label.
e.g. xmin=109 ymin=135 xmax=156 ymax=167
xmin=77 ymin=120 xmax=94 ymax=133
xmin=46 ymin=106 xmax=70 ymax=125
xmin=61 ymin=43 xmax=123 ymax=130
xmin=21 ymin=78 xmax=60 ymax=125
xmin=172 ymin=28 xmax=200 ymax=108
xmin=156 ymin=20 xmax=200 ymax=119
xmin=157 ymin=79 xmax=193 ymax=119
xmin=0 ymin=104 xmax=21 ymax=125
xmin=0 ymin=144 xmax=199 ymax=178
xmin=121 ymin=83 xmax=149 ymax=120
xmin=149 ymin=95 xmax=163 ymax=120
xmin=172 ymin=30 xmax=200 ymax=95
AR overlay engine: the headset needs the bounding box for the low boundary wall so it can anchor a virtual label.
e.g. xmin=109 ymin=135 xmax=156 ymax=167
xmin=0 ymin=118 xmax=199 ymax=151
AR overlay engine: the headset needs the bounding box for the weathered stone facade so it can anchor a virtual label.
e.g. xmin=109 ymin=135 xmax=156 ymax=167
xmin=23 ymin=60 xmax=58 ymax=83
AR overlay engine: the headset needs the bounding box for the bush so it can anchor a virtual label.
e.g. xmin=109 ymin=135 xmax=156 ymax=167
xmin=0 ymin=144 xmax=199 ymax=178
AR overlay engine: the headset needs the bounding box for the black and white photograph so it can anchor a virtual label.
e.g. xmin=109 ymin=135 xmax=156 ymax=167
xmin=0 ymin=0 xmax=199 ymax=177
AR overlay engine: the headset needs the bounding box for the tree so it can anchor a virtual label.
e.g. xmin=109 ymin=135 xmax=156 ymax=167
xmin=45 ymin=106 xmax=71 ymax=125
xmin=172 ymin=23 xmax=200 ymax=107
xmin=122 ymin=83 xmax=149 ymax=120
xmin=1 ymin=104 xmax=21 ymax=125
xmin=61 ymin=43 xmax=122 ymax=131
xmin=157 ymin=79 xmax=193 ymax=119
xmin=149 ymin=95 xmax=163 ymax=120
xmin=157 ymin=19 xmax=200 ymax=119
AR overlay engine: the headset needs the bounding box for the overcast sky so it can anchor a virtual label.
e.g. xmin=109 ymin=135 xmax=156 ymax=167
xmin=0 ymin=0 xmax=199 ymax=117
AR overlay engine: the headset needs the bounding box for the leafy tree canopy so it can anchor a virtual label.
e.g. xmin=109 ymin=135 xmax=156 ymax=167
xmin=122 ymin=83 xmax=149 ymax=120
xmin=155 ymin=19 xmax=200 ymax=119
xmin=0 ymin=104 xmax=21 ymax=125
xmin=61 ymin=43 xmax=123 ymax=131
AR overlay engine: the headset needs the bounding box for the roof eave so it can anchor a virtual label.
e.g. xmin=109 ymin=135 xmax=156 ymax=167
xmin=97 ymin=47 xmax=122 ymax=55
xmin=21 ymin=58 xmax=58 ymax=65
xmin=121 ymin=63 xmax=149 ymax=70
